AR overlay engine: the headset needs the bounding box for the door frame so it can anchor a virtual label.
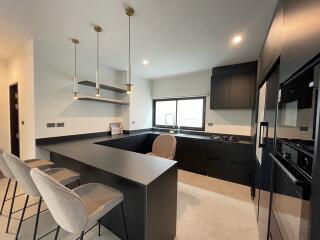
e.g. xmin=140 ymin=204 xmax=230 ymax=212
xmin=9 ymin=82 xmax=20 ymax=157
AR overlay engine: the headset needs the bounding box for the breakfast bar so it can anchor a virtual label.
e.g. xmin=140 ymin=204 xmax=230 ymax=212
xmin=38 ymin=133 xmax=178 ymax=240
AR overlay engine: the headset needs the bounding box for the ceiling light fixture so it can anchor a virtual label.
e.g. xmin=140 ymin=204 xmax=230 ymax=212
xmin=94 ymin=24 xmax=102 ymax=97
xmin=125 ymin=6 xmax=134 ymax=95
xmin=232 ymin=35 xmax=242 ymax=44
xmin=71 ymin=38 xmax=79 ymax=99
xmin=142 ymin=60 xmax=149 ymax=65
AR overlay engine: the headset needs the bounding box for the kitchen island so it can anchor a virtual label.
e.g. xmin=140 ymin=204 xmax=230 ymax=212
xmin=38 ymin=132 xmax=178 ymax=240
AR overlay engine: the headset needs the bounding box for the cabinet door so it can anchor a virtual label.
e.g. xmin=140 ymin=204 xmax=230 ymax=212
xmin=176 ymin=138 xmax=207 ymax=175
xmin=229 ymin=73 xmax=254 ymax=108
xmin=210 ymin=75 xmax=230 ymax=109
xmin=258 ymin=0 xmax=282 ymax=83
xmin=207 ymin=158 xmax=250 ymax=185
xmin=280 ymin=0 xmax=320 ymax=83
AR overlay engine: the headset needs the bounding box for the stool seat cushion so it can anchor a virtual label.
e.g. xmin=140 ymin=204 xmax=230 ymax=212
xmin=44 ymin=168 xmax=80 ymax=186
xmin=25 ymin=159 xmax=54 ymax=170
xmin=73 ymin=183 xmax=124 ymax=228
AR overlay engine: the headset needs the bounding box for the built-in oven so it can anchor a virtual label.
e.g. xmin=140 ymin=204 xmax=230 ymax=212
xmin=276 ymin=62 xmax=320 ymax=178
xmin=269 ymin=153 xmax=311 ymax=240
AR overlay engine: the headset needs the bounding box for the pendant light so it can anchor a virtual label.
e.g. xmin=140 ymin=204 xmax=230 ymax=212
xmin=125 ymin=6 xmax=134 ymax=94
xmin=72 ymin=38 xmax=79 ymax=99
xmin=94 ymin=24 xmax=102 ymax=97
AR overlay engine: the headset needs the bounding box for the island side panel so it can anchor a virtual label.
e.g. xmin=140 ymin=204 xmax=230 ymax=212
xmin=50 ymin=152 xmax=147 ymax=240
xmin=146 ymin=164 xmax=178 ymax=240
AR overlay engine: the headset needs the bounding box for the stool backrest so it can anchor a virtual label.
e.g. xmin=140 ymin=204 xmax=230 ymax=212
xmin=30 ymin=168 xmax=87 ymax=234
xmin=152 ymin=134 xmax=177 ymax=159
xmin=0 ymin=149 xmax=15 ymax=179
xmin=3 ymin=152 xmax=40 ymax=197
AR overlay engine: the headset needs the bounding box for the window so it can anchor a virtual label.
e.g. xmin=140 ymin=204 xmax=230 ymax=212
xmin=153 ymin=97 xmax=206 ymax=131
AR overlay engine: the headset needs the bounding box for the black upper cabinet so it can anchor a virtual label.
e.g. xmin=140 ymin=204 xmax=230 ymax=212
xmin=258 ymin=0 xmax=282 ymax=84
xmin=210 ymin=62 xmax=257 ymax=109
xmin=210 ymin=75 xmax=230 ymax=109
xmin=280 ymin=0 xmax=320 ymax=83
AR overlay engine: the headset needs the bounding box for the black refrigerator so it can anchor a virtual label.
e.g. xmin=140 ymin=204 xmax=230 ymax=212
xmin=253 ymin=64 xmax=280 ymax=240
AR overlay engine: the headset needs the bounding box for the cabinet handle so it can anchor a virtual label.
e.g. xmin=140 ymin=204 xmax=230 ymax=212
xmin=258 ymin=122 xmax=268 ymax=147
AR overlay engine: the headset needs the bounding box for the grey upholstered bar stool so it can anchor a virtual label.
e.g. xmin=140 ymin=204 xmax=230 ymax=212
xmin=0 ymin=148 xmax=54 ymax=233
xmin=30 ymin=168 xmax=129 ymax=240
xmin=3 ymin=152 xmax=80 ymax=240
xmin=147 ymin=134 xmax=177 ymax=159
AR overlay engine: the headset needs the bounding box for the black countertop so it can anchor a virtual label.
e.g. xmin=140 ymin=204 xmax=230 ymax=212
xmin=38 ymin=131 xmax=252 ymax=185
xmin=39 ymin=132 xmax=177 ymax=186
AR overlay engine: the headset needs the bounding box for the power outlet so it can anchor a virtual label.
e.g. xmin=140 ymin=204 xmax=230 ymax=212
xmin=47 ymin=123 xmax=56 ymax=128
xmin=57 ymin=123 xmax=65 ymax=127
xmin=208 ymin=122 xmax=213 ymax=127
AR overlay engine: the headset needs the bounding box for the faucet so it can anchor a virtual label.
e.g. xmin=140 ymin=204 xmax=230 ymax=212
xmin=165 ymin=113 xmax=176 ymax=134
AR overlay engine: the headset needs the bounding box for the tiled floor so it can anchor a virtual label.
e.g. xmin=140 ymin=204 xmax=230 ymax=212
xmin=0 ymin=170 xmax=259 ymax=240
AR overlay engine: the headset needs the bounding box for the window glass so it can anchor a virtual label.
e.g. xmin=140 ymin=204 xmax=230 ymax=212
xmin=177 ymin=99 xmax=204 ymax=128
xmin=154 ymin=97 xmax=205 ymax=130
xmin=155 ymin=100 xmax=176 ymax=126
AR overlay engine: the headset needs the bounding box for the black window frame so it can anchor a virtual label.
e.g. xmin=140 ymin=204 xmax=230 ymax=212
xmin=152 ymin=96 xmax=206 ymax=131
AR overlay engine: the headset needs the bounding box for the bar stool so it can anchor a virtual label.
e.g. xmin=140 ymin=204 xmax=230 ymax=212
xmin=147 ymin=134 xmax=177 ymax=159
xmin=0 ymin=148 xmax=54 ymax=233
xmin=3 ymin=152 xmax=80 ymax=240
xmin=30 ymin=168 xmax=129 ymax=240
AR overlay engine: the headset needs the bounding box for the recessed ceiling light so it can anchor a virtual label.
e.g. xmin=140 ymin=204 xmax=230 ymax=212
xmin=142 ymin=60 xmax=149 ymax=65
xmin=232 ymin=35 xmax=242 ymax=44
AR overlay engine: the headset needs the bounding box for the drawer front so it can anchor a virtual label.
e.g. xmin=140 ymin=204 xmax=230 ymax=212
xmin=207 ymin=142 xmax=251 ymax=165
xmin=207 ymin=158 xmax=250 ymax=185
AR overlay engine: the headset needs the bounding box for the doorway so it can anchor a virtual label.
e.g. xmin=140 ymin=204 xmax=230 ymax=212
xmin=9 ymin=83 xmax=20 ymax=157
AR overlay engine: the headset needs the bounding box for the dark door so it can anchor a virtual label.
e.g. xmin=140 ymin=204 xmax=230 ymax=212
xmin=9 ymin=84 xmax=20 ymax=157
xmin=280 ymin=0 xmax=320 ymax=83
xmin=210 ymin=75 xmax=230 ymax=109
xmin=254 ymin=66 xmax=279 ymax=239
xmin=229 ymin=72 xmax=255 ymax=108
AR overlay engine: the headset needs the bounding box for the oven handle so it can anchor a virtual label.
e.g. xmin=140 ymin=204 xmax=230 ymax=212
xmin=269 ymin=153 xmax=303 ymax=185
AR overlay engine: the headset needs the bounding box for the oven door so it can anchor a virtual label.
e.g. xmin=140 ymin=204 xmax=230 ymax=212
xmin=270 ymin=153 xmax=311 ymax=240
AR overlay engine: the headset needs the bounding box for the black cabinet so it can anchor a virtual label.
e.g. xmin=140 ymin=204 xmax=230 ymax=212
xmin=207 ymin=141 xmax=253 ymax=185
xmin=280 ymin=0 xmax=320 ymax=83
xmin=210 ymin=62 xmax=257 ymax=109
xmin=175 ymin=137 xmax=207 ymax=175
xmin=258 ymin=0 xmax=282 ymax=84
xmin=210 ymin=76 xmax=230 ymax=109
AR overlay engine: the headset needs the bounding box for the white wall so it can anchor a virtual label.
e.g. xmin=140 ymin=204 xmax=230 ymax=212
xmin=33 ymin=40 xmax=126 ymax=139
xmin=122 ymin=73 xmax=153 ymax=131
xmin=0 ymin=59 xmax=10 ymax=152
xmin=7 ymin=39 xmax=36 ymax=159
xmin=152 ymin=70 xmax=252 ymax=136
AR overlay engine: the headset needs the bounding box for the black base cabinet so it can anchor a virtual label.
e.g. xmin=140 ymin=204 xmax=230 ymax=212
xmin=99 ymin=133 xmax=254 ymax=186
xmin=206 ymin=141 xmax=253 ymax=186
xmin=175 ymin=137 xmax=207 ymax=175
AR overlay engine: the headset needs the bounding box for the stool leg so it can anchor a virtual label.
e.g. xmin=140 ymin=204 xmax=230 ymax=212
xmin=98 ymin=219 xmax=101 ymax=236
xmin=6 ymin=180 xmax=17 ymax=233
xmin=33 ymin=197 xmax=42 ymax=240
xmin=16 ymin=195 xmax=29 ymax=240
xmin=80 ymin=231 xmax=84 ymax=240
xmin=121 ymin=203 xmax=129 ymax=240
xmin=0 ymin=178 xmax=11 ymax=215
xmin=54 ymin=226 xmax=60 ymax=240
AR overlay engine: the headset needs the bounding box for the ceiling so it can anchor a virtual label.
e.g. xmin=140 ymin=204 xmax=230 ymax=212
xmin=0 ymin=0 xmax=277 ymax=79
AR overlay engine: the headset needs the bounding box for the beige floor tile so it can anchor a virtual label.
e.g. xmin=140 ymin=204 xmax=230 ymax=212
xmin=0 ymin=170 xmax=259 ymax=240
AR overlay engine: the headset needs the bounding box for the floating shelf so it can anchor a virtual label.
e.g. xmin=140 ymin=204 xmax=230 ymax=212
xmin=78 ymin=80 xmax=127 ymax=93
xmin=77 ymin=95 xmax=129 ymax=105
